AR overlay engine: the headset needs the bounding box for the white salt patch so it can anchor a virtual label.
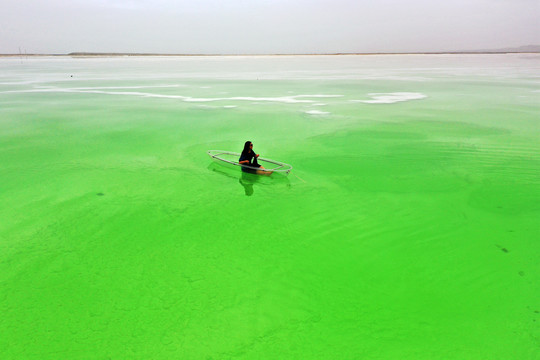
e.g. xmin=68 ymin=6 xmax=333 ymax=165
xmin=351 ymin=92 xmax=427 ymax=104
xmin=70 ymin=85 xmax=183 ymax=90
xmin=295 ymin=94 xmax=343 ymax=99
xmin=2 ymin=87 xmax=343 ymax=105
xmin=305 ymin=110 xmax=330 ymax=115
xmin=196 ymin=105 xmax=237 ymax=109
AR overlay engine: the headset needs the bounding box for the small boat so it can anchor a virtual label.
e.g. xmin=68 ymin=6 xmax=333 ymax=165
xmin=207 ymin=150 xmax=293 ymax=175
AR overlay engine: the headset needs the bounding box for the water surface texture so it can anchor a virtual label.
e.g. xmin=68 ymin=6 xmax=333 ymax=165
xmin=1 ymin=55 xmax=539 ymax=359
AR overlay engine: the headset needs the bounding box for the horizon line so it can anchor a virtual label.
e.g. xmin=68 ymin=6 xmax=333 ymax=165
xmin=1 ymin=50 xmax=540 ymax=57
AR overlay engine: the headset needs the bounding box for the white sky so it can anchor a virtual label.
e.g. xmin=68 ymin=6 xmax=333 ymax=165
xmin=1 ymin=0 xmax=539 ymax=54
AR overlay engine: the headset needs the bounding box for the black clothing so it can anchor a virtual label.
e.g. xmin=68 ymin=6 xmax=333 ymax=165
xmin=239 ymin=150 xmax=258 ymax=165
xmin=239 ymin=150 xmax=260 ymax=172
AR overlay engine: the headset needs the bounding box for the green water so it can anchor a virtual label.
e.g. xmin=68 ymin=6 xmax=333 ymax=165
xmin=1 ymin=55 xmax=539 ymax=359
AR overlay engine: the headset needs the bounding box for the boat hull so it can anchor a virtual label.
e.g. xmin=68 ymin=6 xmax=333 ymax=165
xmin=207 ymin=150 xmax=292 ymax=175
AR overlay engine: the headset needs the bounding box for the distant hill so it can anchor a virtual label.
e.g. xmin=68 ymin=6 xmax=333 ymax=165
xmin=461 ymin=45 xmax=540 ymax=53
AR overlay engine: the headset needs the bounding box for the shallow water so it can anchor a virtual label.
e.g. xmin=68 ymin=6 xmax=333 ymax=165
xmin=1 ymin=54 xmax=539 ymax=359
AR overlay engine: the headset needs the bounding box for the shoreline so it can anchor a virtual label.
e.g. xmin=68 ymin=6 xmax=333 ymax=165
xmin=1 ymin=51 xmax=539 ymax=58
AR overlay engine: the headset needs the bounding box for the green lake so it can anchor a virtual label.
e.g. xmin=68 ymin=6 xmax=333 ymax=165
xmin=1 ymin=54 xmax=539 ymax=359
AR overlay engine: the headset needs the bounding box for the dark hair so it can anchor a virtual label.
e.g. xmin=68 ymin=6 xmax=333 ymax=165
xmin=242 ymin=141 xmax=252 ymax=155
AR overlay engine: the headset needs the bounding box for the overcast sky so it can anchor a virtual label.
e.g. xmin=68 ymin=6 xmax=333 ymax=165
xmin=1 ymin=0 xmax=539 ymax=54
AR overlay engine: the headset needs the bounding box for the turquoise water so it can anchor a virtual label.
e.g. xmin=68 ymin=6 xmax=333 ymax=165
xmin=1 ymin=54 xmax=539 ymax=358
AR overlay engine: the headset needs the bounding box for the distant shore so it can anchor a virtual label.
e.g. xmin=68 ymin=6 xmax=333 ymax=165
xmin=2 ymin=45 xmax=538 ymax=57
xmin=1 ymin=51 xmax=539 ymax=58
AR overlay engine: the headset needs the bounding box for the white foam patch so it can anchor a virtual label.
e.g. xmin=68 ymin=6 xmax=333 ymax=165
xmin=304 ymin=110 xmax=330 ymax=115
xmin=351 ymin=92 xmax=427 ymax=104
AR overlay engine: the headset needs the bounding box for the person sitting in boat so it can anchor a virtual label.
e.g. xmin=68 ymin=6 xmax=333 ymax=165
xmin=238 ymin=141 xmax=270 ymax=174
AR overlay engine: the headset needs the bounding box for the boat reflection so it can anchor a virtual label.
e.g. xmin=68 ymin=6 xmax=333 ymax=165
xmin=239 ymin=171 xmax=257 ymax=196
xmin=207 ymin=162 xmax=290 ymax=196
